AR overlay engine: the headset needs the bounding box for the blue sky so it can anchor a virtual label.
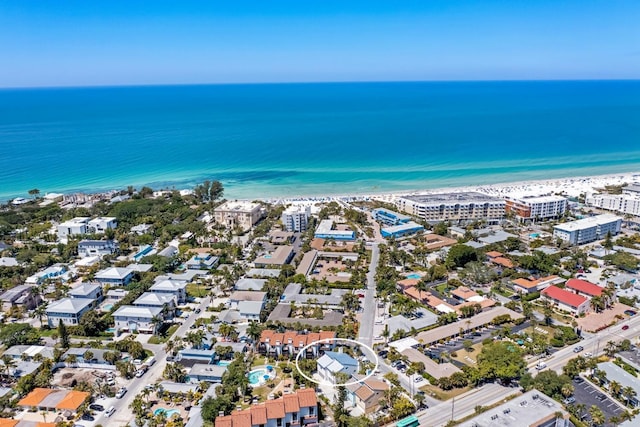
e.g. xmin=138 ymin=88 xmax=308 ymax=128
xmin=1 ymin=0 xmax=638 ymax=87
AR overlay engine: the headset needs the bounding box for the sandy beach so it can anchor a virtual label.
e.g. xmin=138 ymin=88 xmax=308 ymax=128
xmin=266 ymin=171 xmax=640 ymax=206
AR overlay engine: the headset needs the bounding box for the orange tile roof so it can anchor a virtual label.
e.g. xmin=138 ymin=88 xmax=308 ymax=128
xmin=297 ymin=388 xmax=318 ymax=407
xmin=231 ymin=411 xmax=251 ymax=427
xmin=485 ymin=251 xmax=503 ymax=258
xmin=249 ymin=406 xmax=267 ymax=425
xmin=260 ymin=330 xmax=274 ymax=343
xmin=492 ymin=257 xmax=514 ymax=268
xmin=36 ymin=424 xmax=56 ymax=427
xmin=55 ymin=390 xmax=90 ymax=411
xmin=307 ymin=332 xmax=320 ymax=343
xmin=355 ymin=386 xmax=375 ymax=402
xmin=319 ymin=331 xmax=336 ymax=343
xmin=265 ymin=400 xmax=285 ymax=419
xmin=283 ymin=393 xmax=301 ymax=413
xmin=566 ymin=278 xmax=603 ymax=297
xmin=451 ymin=286 xmax=478 ymax=300
xmin=283 ymin=331 xmax=297 ymax=343
xmin=18 ymin=388 xmax=53 ymax=407
xmin=513 ymin=278 xmax=539 ymax=289
xmin=271 ymin=333 xmax=284 ymax=344
xmin=214 ymin=415 xmax=233 ymax=427
xmin=0 ymin=419 xmax=18 ymax=427
xmin=404 ymin=286 xmax=429 ymax=302
xmin=397 ymin=278 xmax=419 ymax=289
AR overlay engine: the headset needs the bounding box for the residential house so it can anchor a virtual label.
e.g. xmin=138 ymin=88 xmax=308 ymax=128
xmin=4 ymin=345 xmax=55 ymax=361
xmin=214 ymin=388 xmax=318 ymax=427
xmin=62 ymin=348 xmax=116 ymax=367
xmin=87 ymin=217 xmax=118 ymax=234
xmin=130 ymin=223 xmax=153 ymax=235
xmin=0 ymin=285 xmax=40 ymax=312
xmin=238 ymin=300 xmax=265 ymax=322
xmin=541 ymin=286 xmax=590 ymax=315
xmin=26 ymin=264 xmax=68 ymax=285
xmin=106 ymin=288 xmax=128 ymax=301
xmin=0 ymin=257 xmax=18 ymax=267
xmin=113 ymin=305 xmax=164 ymax=334
xmin=77 ymin=239 xmax=118 ymax=258
xmin=149 ymin=279 xmax=187 ymax=304
xmin=57 ymin=217 xmax=90 ymax=240
xmin=68 ymin=283 xmax=103 ymax=303
xmin=18 ymin=388 xmax=90 ymax=414
xmin=317 ymin=351 xmax=359 ymax=384
xmin=133 ymin=292 xmax=176 ymax=318
xmin=512 ymin=275 xmax=564 ymax=294
xmin=95 ymin=267 xmax=134 ymax=286
xmin=177 ymin=349 xmax=217 ymax=364
xmin=234 ymin=278 xmax=267 ymax=291
xmin=346 ymin=377 xmax=389 ymax=414
xmin=228 ymin=291 xmax=267 ymax=310
xmin=46 ymin=297 xmax=94 ymax=327
xmin=188 ymin=364 xmax=227 ymax=383
xmin=185 ymin=253 xmax=220 ymax=270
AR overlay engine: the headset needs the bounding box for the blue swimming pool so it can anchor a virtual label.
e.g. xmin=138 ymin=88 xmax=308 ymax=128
xmin=406 ymin=273 xmax=421 ymax=279
xmin=530 ymin=233 xmax=540 ymax=238
xmin=216 ymin=360 xmax=231 ymax=367
xmin=248 ymin=369 xmax=269 ymax=385
xmin=154 ymin=408 xmax=180 ymax=417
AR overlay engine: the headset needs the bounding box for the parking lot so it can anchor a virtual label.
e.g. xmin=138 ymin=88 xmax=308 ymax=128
xmin=571 ymin=376 xmax=625 ymax=425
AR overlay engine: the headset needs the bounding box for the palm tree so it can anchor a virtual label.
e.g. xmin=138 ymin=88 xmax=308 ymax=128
xmin=589 ymin=405 xmax=605 ymax=426
xmin=65 ymin=354 xmax=77 ymax=366
xmin=609 ymin=380 xmax=622 ymax=398
xmin=150 ymin=315 xmax=163 ymax=335
xmin=31 ymin=302 xmax=49 ymax=326
xmin=1 ymin=355 xmax=16 ymax=377
xmin=604 ymin=340 xmax=619 ymax=357
xmin=246 ymin=321 xmax=263 ymax=351
xmin=561 ymin=383 xmax=574 ymax=398
xmin=622 ymin=386 xmax=637 ymax=406
xmin=590 ymin=296 xmax=605 ymax=313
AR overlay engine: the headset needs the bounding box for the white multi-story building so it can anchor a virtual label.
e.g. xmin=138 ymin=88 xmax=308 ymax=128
xmin=553 ymin=214 xmax=622 ymax=245
xmin=586 ymin=193 xmax=640 ymax=217
xmin=396 ymin=192 xmax=505 ymax=224
xmin=505 ymin=195 xmax=568 ymax=221
xmin=281 ymin=206 xmax=311 ymax=232
xmin=113 ymin=305 xmax=164 ymax=334
xmin=213 ymin=201 xmax=263 ymax=232
xmin=57 ymin=217 xmax=90 ymax=239
xmin=88 ymin=217 xmax=117 ymax=233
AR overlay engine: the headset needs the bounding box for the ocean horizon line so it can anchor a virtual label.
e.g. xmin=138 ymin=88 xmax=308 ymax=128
xmin=2 ymin=77 xmax=640 ymax=91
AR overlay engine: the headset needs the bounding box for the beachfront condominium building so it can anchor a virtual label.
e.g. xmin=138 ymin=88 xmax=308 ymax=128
xmin=314 ymin=219 xmax=355 ymax=240
xmin=505 ymin=195 xmax=568 ymax=221
xmin=553 ymin=214 xmax=622 ymax=245
xmin=214 ymin=201 xmax=263 ymax=232
xmin=372 ymin=207 xmax=412 ymax=226
xmin=586 ymin=193 xmax=640 ymax=217
xmin=395 ymin=192 xmax=506 ymax=224
xmin=281 ymin=205 xmax=311 ymax=232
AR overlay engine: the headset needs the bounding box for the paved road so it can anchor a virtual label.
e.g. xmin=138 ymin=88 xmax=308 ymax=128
xmin=529 ymin=314 xmax=640 ymax=375
xmin=416 ymin=383 xmax=516 ymax=427
xmin=95 ymin=298 xmax=210 ymax=427
xmin=359 ymin=242 xmax=379 ymax=349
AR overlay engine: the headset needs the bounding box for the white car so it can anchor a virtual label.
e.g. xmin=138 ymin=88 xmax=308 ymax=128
xmin=115 ymin=387 xmax=127 ymax=399
xmin=414 ymin=376 xmax=424 ymax=383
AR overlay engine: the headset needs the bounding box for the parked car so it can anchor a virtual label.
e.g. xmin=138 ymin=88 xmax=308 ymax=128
xmin=195 ymin=308 xmax=201 ymax=314
xmin=583 ymin=352 xmax=593 ymax=358
xmin=81 ymin=414 xmax=95 ymax=421
xmin=573 ymin=346 xmax=584 ymax=353
xmin=89 ymin=404 xmax=104 ymax=412
xmin=414 ymin=376 xmax=424 ymax=383
xmin=105 ymin=407 xmax=116 ymax=417
xmin=622 ymin=325 xmax=630 ymax=330
xmin=536 ymin=362 xmax=547 ymax=370
xmin=135 ymin=369 xmax=146 ymax=378
xmin=115 ymin=387 xmax=127 ymax=399
xmin=563 ymin=396 xmax=576 ymax=405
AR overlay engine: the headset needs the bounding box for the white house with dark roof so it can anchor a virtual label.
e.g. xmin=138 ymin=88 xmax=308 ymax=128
xmin=95 ymin=267 xmax=134 ymax=286
xmin=317 ymin=351 xmax=359 ymax=384
xmin=46 ymin=297 xmax=94 ymax=327
xmin=113 ymin=305 xmax=164 ymax=334
xmin=78 ymin=240 xmax=118 ymax=258
xmin=69 ymin=283 xmax=103 ymax=302
xmin=149 ymin=279 xmax=187 ymax=303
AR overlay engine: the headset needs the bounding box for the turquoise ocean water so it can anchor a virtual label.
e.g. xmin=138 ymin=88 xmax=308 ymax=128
xmin=1 ymin=81 xmax=639 ymax=201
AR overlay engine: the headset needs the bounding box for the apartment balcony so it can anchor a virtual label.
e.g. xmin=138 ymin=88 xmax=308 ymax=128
xmin=302 ymin=415 xmax=318 ymax=424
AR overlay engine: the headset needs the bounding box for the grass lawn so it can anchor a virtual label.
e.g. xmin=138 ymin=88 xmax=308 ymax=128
xmin=450 ymin=342 xmax=484 ymax=366
xmin=420 ymin=384 xmax=471 ymax=400
xmin=434 ymin=283 xmax=449 ymax=295
xmin=39 ymin=328 xmax=57 ymax=337
xmin=148 ymin=324 xmax=180 ymax=344
xmin=186 ymin=283 xmax=209 ymax=298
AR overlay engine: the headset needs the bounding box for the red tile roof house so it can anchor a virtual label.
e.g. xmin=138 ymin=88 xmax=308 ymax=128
xmin=259 ymin=330 xmax=336 ymax=358
xmin=214 ymin=388 xmax=318 ymax=427
xmin=565 ymin=278 xmax=604 ymax=299
xmin=541 ymin=285 xmax=590 ymax=315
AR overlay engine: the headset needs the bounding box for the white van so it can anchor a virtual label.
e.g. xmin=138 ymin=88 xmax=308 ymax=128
xmin=105 ymin=406 xmax=116 ymax=417
xmin=146 ymin=356 xmax=156 ymax=366
xmin=536 ymin=362 xmax=547 ymax=370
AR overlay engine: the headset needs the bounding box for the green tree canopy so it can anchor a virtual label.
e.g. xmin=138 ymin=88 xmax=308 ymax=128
xmin=445 ymin=244 xmax=478 ymax=269
xmin=475 ymin=341 xmax=526 ymax=384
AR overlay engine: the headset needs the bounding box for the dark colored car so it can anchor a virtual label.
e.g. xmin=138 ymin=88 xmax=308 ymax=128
xmin=89 ymin=404 xmax=104 ymax=412
xmin=195 ymin=308 xmax=201 ymax=313
xmin=81 ymin=414 xmax=95 ymax=421
xmin=623 ymin=325 xmax=630 ymax=330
